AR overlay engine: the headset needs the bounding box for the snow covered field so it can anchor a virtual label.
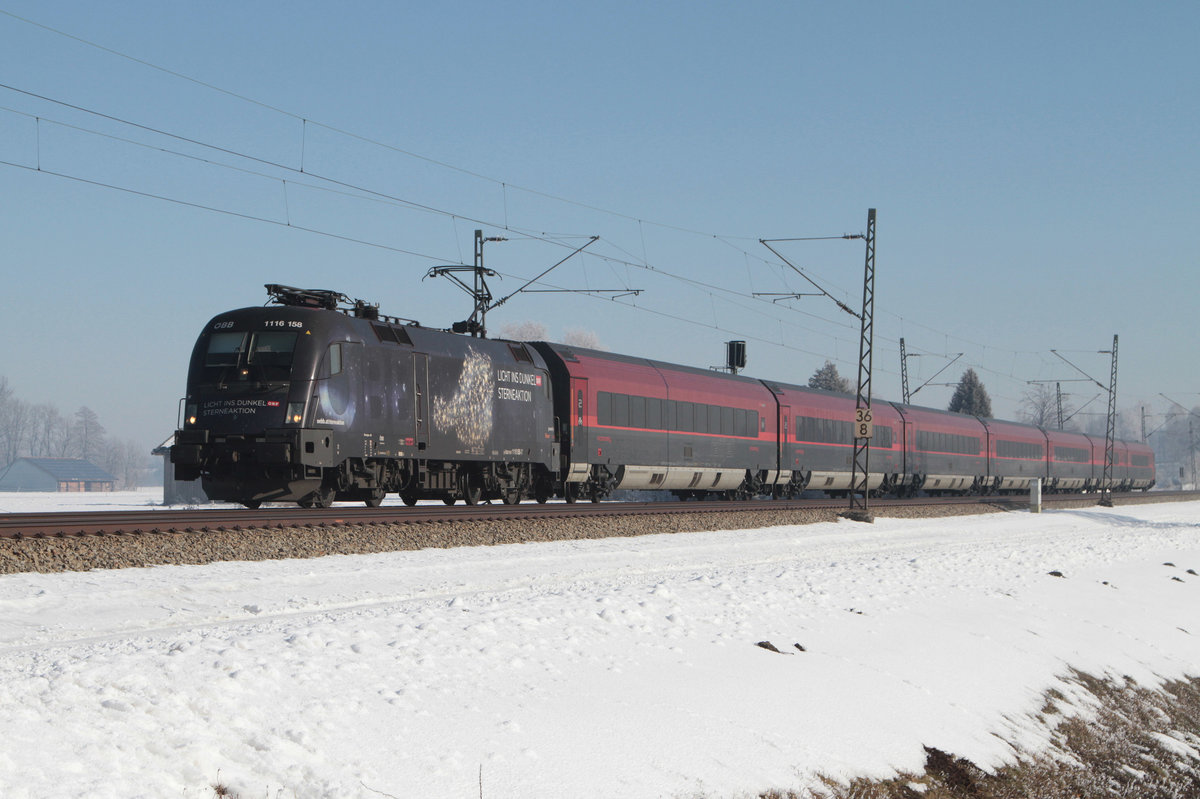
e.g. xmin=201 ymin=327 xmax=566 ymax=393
xmin=1 ymin=494 xmax=1198 ymax=798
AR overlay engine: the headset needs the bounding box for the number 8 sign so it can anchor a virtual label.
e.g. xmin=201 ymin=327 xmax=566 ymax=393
xmin=855 ymin=406 xmax=873 ymax=439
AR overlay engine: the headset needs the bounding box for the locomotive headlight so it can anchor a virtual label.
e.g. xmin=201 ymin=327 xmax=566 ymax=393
xmin=286 ymin=402 xmax=305 ymax=425
xmin=185 ymin=404 xmax=198 ymax=427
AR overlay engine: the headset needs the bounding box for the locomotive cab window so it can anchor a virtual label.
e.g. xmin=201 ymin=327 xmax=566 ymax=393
xmin=201 ymin=332 xmax=246 ymax=382
xmin=205 ymin=332 xmax=246 ymax=367
xmin=318 ymin=343 xmax=343 ymax=378
xmin=246 ymin=332 xmax=298 ymax=381
xmin=202 ymin=331 xmax=296 ymax=382
xmin=246 ymin=332 xmax=297 ymax=366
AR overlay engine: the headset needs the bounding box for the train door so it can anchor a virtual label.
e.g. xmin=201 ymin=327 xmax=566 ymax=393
xmin=902 ymin=417 xmax=915 ymax=483
xmin=414 ymin=353 xmax=429 ymax=452
xmin=777 ymin=403 xmax=792 ymax=478
xmin=571 ymin=377 xmax=588 ymax=459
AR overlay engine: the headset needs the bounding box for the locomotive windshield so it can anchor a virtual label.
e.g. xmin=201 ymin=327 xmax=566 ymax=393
xmin=202 ymin=331 xmax=298 ymax=383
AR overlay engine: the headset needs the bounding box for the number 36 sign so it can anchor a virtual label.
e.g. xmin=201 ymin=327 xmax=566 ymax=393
xmin=854 ymin=407 xmax=873 ymax=439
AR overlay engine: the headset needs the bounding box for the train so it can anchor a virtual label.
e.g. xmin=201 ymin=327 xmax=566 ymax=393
xmin=170 ymin=285 xmax=1155 ymax=508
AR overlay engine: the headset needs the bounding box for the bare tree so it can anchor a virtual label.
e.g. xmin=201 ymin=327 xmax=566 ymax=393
xmin=0 ymin=394 xmax=30 ymax=468
xmin=0 ymin=377 xmax=13 ymax=465
xmin=100 ymin=438 xmax=149 ymax=489
xmin=1019 ymin=383 xmax=1073 ymax=429
xmin=74 ymin=406 xmax=106 ymax=463
xmin=28 ymin=404 xmax=68 ymax=457
xmin=498 ymin=320 xmax=549 ymax=341
xmin=562 ymin=327 xmax=603 ymax=350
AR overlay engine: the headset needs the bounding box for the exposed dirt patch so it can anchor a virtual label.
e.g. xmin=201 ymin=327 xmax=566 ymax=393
xmin=753 ymin=669 xmax=1200 ymax=799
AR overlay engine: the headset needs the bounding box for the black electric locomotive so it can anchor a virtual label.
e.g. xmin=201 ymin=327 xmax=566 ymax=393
xmin=172 ymin=285 xmax=558 ymax=507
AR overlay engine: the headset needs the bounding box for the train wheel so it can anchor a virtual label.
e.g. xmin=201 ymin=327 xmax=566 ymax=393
xmin=501 ymin=487 xmax=523 ymax=505
xmin=363 ymin=489 xmax=385 ymax=508
xmin=443 ymin=496 xmax=457 ymax=506
xmin=462 ymin=474 xmax=483 ymax=506
xmin=564 ymin=484 xmax=578 ymax=504
xmin=401 ymin=492 xmax=419 ymax=506
xmin=241 ymin=499 xmax=262 ymax=509
xmin=300 ymin=486 xmax=335 ymax=508
xmin=313 ymin=486 xmax=335 ymax=508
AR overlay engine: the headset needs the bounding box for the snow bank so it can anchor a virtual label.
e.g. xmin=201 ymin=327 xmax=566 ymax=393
xmin=1 ymin=501 xmax=1198 ymax=798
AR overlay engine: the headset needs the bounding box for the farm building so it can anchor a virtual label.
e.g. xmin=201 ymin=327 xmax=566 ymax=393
xmin=0 ymin=458 xmax=117 ymax=492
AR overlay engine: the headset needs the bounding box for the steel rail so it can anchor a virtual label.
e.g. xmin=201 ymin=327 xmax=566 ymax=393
xmin=1 ymin=492 xmax=1192 ymax=541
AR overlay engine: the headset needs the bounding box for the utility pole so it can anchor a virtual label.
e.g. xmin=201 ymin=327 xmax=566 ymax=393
xmin=902 ymin=345 xmax=962 ymax=406
xmin=426 ymin=230 xmax=599 ymax=337
xmin=843 ymin=209 xmax=876 ymax=523
xmin=1056 ymin=383 xmax=1064 ymax=430
xmin=1099 ymin=334 xmax=1118 ymax=508
xmin=425 ymin=229 xmax=504 ymax=337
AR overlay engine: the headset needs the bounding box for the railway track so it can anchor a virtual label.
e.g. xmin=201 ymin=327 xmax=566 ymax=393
xmin=2 ymin=491 xmax=1190 ymax=541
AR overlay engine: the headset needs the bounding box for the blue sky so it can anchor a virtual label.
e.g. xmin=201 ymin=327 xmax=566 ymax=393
xmin=1 ymin=1 xmax=1196 ymax=447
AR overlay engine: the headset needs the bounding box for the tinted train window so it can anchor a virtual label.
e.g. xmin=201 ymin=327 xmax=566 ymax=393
xmin=318 ymin=343 xmax=343 ymax=379
xmin=678 ymin=402 xmax=693 ymax=432
xmin=796 ymin=416 xmax=854 ymax=445
xmin=611 ymin=393 xmax=629 ymax=427
xmin=874 ymin=426 xmax=893 ymax=448
xmin=1054 ymin=446 xmax=1089 ymax=463
xmin=647 ymin=398 xmax=663 ymax=430
xmin=201 ymin=332 xmax=245 ymax=382
xmin=594 ymin=391 xmax=757 ymax=437
xmin=247 ymin=333 xmax=297 ymax=365
xmin=205 ymin=332 xmax=246 ymax=366
xmin=997 ymin=440 xmax=1043 ymax=459
xmin=242 ymin=332 xmax=297 ymax=381
xmin=629 ymin=396 xmax=646 ymax=428
xmin=917 ymin=431 xmax=980 ymax=455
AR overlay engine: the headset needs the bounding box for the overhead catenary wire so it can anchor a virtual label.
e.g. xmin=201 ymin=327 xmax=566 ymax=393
xmin=0 ymin=81 xmax=868 ymax=354
xmin=0 ymin=11 xmax=1132 ymax=406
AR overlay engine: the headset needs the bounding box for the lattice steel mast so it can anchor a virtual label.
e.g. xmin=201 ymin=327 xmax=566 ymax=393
xmin=844 ymin=209 xmax=876 ymax=522
xmin=1099 ymin=334 xmax=1118 ymax=507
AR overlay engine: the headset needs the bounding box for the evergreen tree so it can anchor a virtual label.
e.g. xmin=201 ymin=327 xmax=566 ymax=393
xmin=808 ymin=360 xmax=852 ymax=393
xmin=948 ymin=369 xmax=993 ymax=417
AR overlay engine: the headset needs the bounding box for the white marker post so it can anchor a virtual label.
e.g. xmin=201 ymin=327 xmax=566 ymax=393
xmin=1030 ymin=478 xmax=1042 ymax=513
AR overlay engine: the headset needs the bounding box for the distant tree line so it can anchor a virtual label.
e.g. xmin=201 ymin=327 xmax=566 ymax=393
xmin=0 ymin=376 xmax=153 ymax=488
xmin=498 ymin=320 xmax=604 ymax=350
